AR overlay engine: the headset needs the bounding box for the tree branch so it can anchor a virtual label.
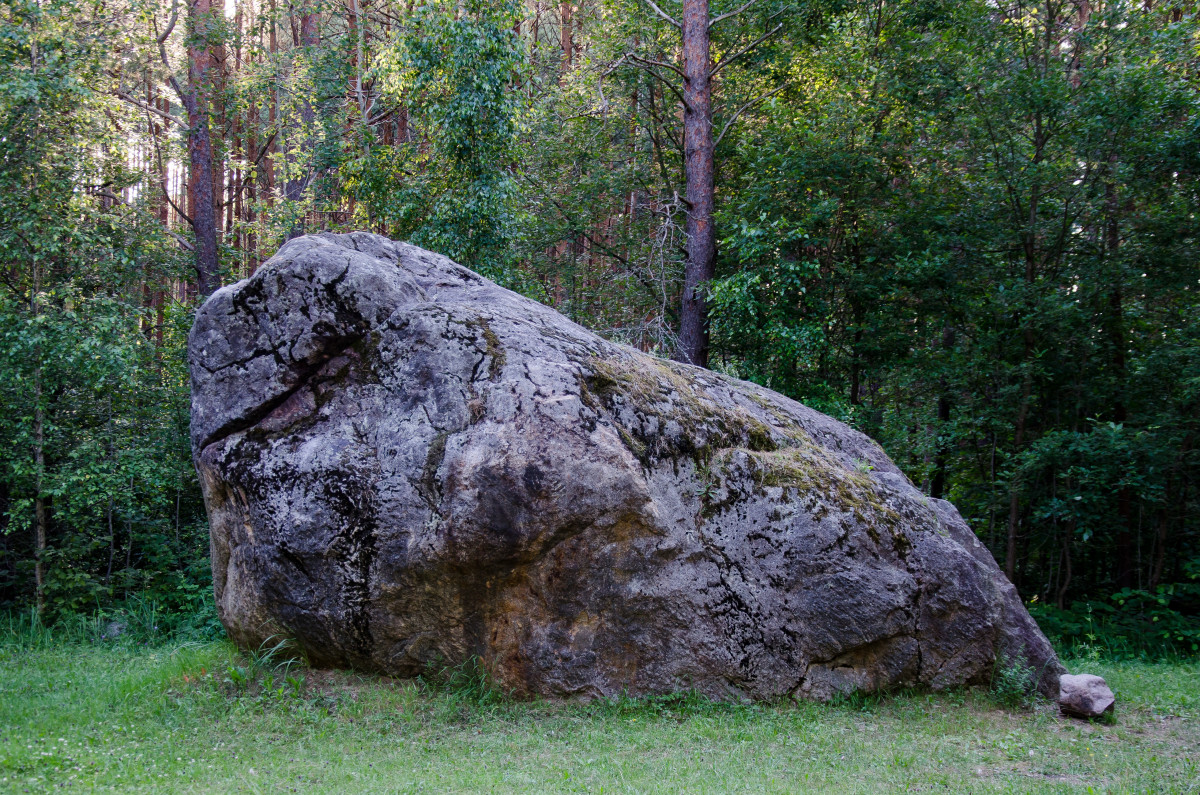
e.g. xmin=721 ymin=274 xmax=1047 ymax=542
xmin=252 ymin=131 xmax=278 ymax=166
xmin=627 ymin=53 xmax=687 ymax=81
xmin=161 ymin=182 xmax=193 ymax=226
xmin=598 ymin=54 xmax=630 ymax=112
xmin=709 ymin=0 xmax=758 ymax=29
xmin=625 ymin=55 xmax=688 ymax=108
xmin=152 ymin=4 xmax=189 ymax=107
xmin=713 ymin=83 xmax=786 ymax=147
xmin=114 ymin=90 xmax=183 ymax=127
xmin=157 ymin=0 xmax=179 ymax=44
xmin=640 ymin=0 xmax=681 ymax=28
xmin=710 ymin=22 xmax=783 ymax=78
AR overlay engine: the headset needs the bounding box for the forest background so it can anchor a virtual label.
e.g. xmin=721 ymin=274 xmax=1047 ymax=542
xmin=0 ymin=0 xmax=1197 ymax=655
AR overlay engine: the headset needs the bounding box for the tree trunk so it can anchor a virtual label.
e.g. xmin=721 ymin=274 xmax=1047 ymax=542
xmin=930 ymin=325 xmax=955 ymax=500
xmin=1104 ymin=164 xmax=1136 ymax=590
xmin=186 ymin=0 xmax=220 ymax=295
xmin=285 ymin=6 xmax=319 ymax=238
xmin=677 ymin=0 xmax=715 ymax=368
xmin=265 ymin=0 xmax=278 ymax=200
xmin=1005 ymin=327 xmax=1034 ymax=583
xmin=1056 ymin=526 xmax=1073 ymax=609
xmin=1004 ymin=119 xmax=1045 ymax=585
xmin=559 ymin=2 xmax=572 ymax=71
xmin=33 ymin=365 xmax=46 ymax=616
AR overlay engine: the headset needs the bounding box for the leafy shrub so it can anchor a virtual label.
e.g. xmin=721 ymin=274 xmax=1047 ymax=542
xmin=989 ymin=651 xmax=1036 ymax=709
xmin=1029 ymin=582 xmax=1200 ymax=660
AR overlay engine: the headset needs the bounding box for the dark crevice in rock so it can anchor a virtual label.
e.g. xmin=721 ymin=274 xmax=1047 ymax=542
xmin=418 ymin=433 xmax=448 ymax=509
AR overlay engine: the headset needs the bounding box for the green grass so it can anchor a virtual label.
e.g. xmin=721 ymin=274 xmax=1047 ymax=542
xmin=0 ymin=640 xmax=1197 ymax=793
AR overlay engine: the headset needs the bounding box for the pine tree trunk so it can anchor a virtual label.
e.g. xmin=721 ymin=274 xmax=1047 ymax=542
xmin=930 ymin=325 xmax=955 ymax=500
xmin=677 ymin=0 xmax=715 ymax=368
xmin=186 ymin=0 xmax=220 ymax=295
xmin=285 ymin=6 xmax=319 ymax=237
xmin=559 ymin=2 xmax=572 ymax=71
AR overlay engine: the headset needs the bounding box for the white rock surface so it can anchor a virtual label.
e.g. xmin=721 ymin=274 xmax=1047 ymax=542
xmin=1059 ymin=673 xmax=1116 ymax=718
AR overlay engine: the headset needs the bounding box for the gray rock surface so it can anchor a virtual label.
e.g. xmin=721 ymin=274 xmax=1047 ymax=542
xmin=190 ymin=233 xmax=1064 ymax=701
xmin=1058 ymin=673 xmax=1115 ymax=718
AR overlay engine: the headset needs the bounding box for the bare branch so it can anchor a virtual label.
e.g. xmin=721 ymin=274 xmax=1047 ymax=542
xmin=598 ymin=54 xmax=630 ymax=112
xmin=168 ymin=230 xmax=195 ymax=251
xmin=252 ymin=131 xmax=278 ymax=166
xmin=161 ymin=182 xmax=193 ymax=226
xmin=713 ymin=83 xmax=787 ymax=148
xmin=628 ymin=53 xmax=687 ymax=80
xmin=151 ymin=7 xmax=189 ymax=106
xmin=625 ymin=54 xmax=688 ymax=107
xmin=640 ymin=0 xmax=681 ymax=28
xmin=157 ymin=0 xmax=179 ymax=44
xmin=114 ymin=91 xmax=184 ymax=127
xmin=709 ymin=0 xmax=758 ymax=29
xmin=709 ymin=22 xmax=783 ymax=78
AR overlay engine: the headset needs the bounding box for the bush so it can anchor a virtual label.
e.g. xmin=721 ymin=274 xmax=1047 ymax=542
xmin=1029 ymin=583 xmax=1200 ymax=660
xmin=989 ymin=651 xmax=1037 ymax=709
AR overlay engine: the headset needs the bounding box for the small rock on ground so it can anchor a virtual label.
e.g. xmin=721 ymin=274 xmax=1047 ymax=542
xmin=1059 ymin=673 xmax=1115 ymax=718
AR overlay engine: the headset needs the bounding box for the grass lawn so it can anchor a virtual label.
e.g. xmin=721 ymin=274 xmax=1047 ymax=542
xmin=0 ymin=640 xmax=1196 ymax=793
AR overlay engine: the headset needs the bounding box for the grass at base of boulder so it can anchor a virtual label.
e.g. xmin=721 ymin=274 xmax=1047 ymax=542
xmin=1 ymin=642 xmax=1197 ymax=793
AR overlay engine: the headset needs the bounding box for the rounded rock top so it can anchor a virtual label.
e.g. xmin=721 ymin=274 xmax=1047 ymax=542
xmin=1059 ymin=673 xmax=1116 ymax=718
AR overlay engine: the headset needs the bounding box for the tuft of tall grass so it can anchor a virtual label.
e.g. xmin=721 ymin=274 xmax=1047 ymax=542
xmin=419 ymin=655 xmax=508 ymax=709
xmin=0 ymin=596 xmax=224 ymax=650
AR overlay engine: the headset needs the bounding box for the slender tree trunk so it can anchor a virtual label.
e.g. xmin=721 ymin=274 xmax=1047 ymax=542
xmin=285 ymin=5 xmax=319 ymax=237
xmin=33 ymin=365 xmax=47 ymax=616
xmin=559 ymin=2 xmax=572 ymax=71
xmin=245 ymin=84 xmax=259 ymax=273
xmin=849 ymin=328 xmax=863 ymax=406
xmin=1005 ymin=327 xmax=1034 ymax=583
xmin=265 ymin=0 xmax=279 ymax=201
xmin=348 ymin=0 xmax=367 ymax=125
xmin=930 ymin=325 xmax=956 ymax=500
xmin=677 ymin=0 xmax=715 ymax=368
xmin=27 ymin=76 xmax=47 ymax=608
xmin=105 ymin=498 xmax=115 ymax=587
xmin=1005 ymin=120 xmax=1046 ymax=584
xmin=186 ymin=0 xmax=220 ymax=295
xmin=1056 ymin=526 xmax=1073 ymax=609
xmin=1104 ymin=163 xmax=1136 ymax=589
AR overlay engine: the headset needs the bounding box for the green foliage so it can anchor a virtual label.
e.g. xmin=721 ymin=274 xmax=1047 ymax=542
xmin=0 ymin=0 xmax=206 ymax=617
xmin=989 ymin=651 xmax=1037 ymax=710
xmin=1030 ymin=577 xmax=1200 ymax=661
xmin=0 ymin=0 xmax=1196 ymax=645
xmin=705 ymin=0 xmax=1200 ymax=606
xmin=358 ymin=0 xmax=525 ymax=277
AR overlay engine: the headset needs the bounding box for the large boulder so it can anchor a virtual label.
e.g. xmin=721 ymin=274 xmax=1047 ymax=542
xmin=190 ymin=233 xmax=1062 ymax=701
